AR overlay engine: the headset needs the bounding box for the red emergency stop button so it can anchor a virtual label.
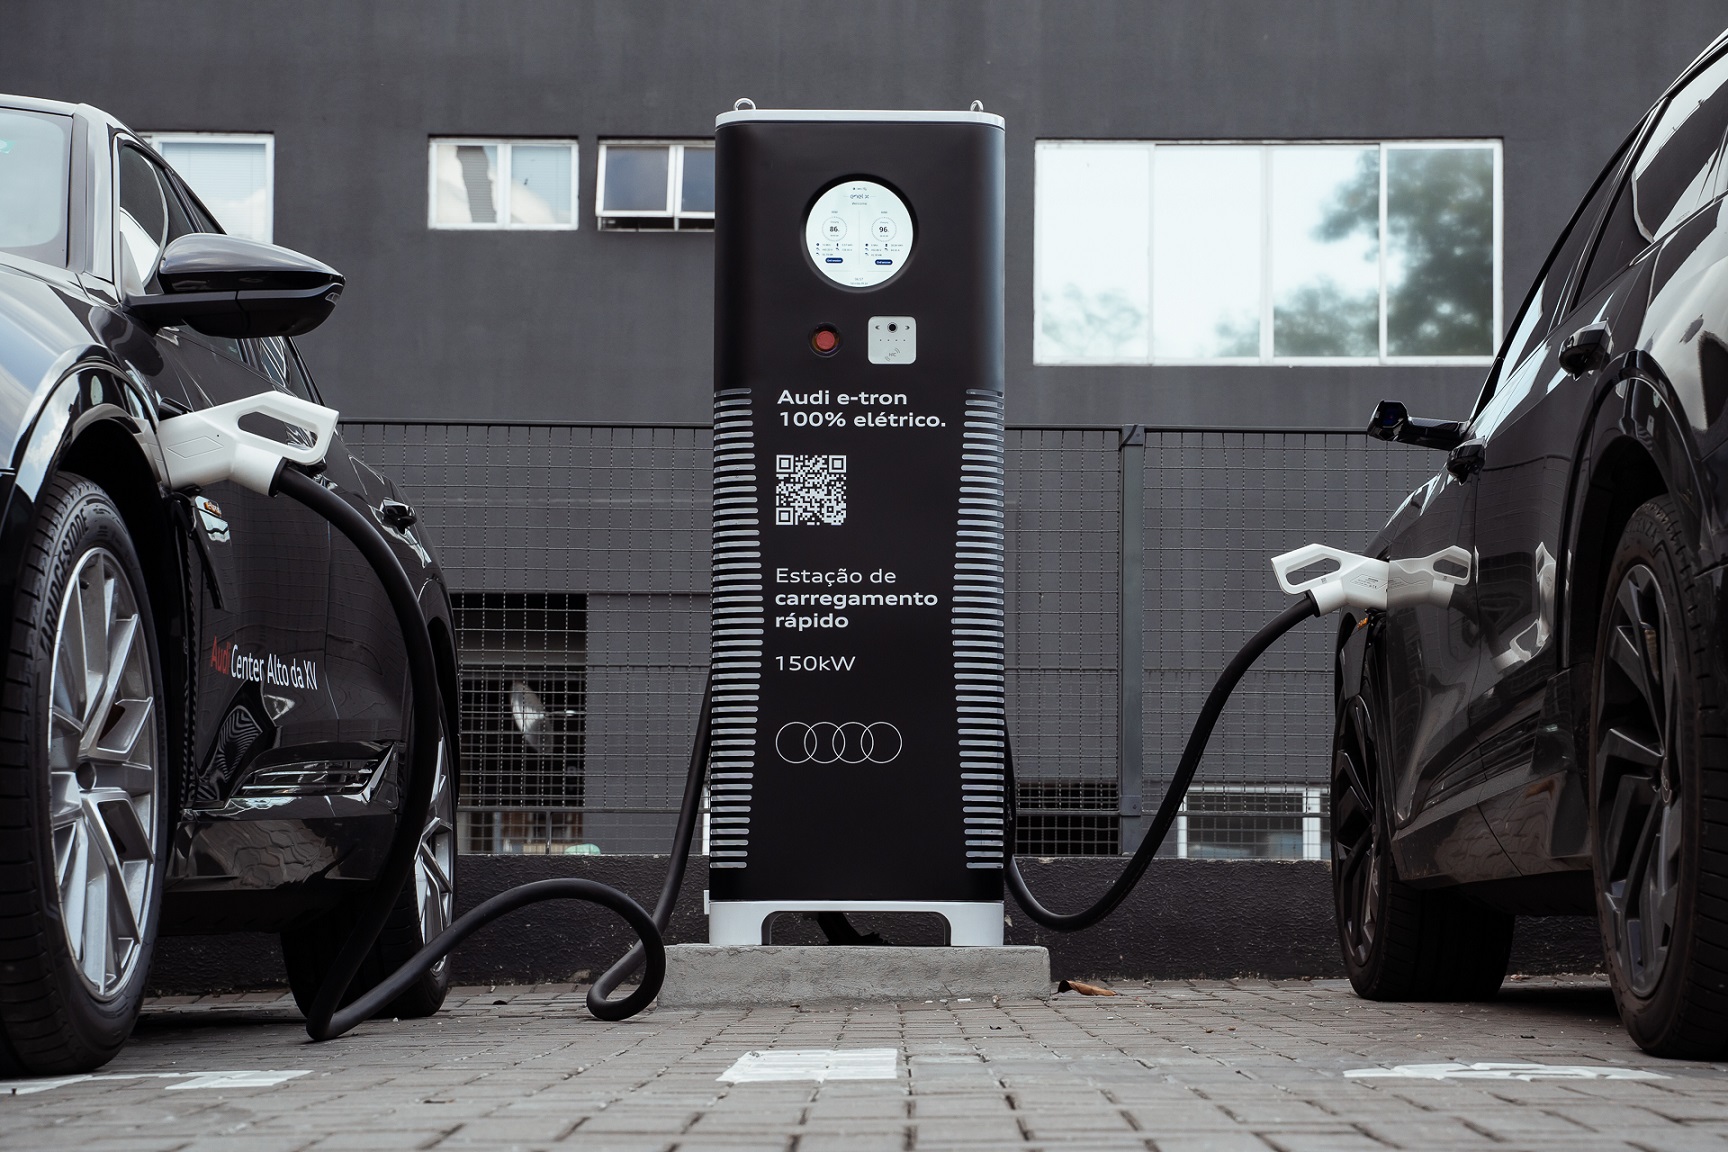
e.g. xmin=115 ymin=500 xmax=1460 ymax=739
xmin=811 ymin=325 xmax=840 ymax=355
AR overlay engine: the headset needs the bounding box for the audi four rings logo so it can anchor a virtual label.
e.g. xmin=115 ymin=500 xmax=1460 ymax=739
xmin=775 ymin=721 xmax=903 ymax=764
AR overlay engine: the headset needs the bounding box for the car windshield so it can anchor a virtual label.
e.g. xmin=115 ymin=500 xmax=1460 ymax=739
xmin=0 ymin=108 xmax=72 ymax=267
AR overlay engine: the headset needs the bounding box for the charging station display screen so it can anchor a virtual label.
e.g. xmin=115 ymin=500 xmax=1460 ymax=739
xmin=804 ymin=180 xmax=914 ymax=288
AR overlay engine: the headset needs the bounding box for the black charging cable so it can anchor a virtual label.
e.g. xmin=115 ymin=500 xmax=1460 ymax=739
xmin=586 ymin=676 xmax=713 ymax=1005
xmin=272 ymin=451 xmax=1319 ymax=1036
xmin=1004 ymin=596 xmax=1320 ymax=931
xmin=586 ymin=593 xmax=1323 ymax=962
xmin=269 ymin=465 xmax=667 ymax=1039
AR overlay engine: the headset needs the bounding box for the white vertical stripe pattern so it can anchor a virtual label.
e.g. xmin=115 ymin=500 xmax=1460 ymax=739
xmin=955 ymin=390 xmax=1007 ymax=868
xmin=710 ymin=389 xmax=760 ymax=868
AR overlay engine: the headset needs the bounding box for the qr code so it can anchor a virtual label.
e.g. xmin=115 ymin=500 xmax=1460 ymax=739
xmin=775 ymin=455 xmax=847 ymax=525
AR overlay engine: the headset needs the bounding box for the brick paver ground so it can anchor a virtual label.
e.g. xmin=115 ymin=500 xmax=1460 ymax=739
xmin=3 ymin=976 xmax=1725 ymax=1151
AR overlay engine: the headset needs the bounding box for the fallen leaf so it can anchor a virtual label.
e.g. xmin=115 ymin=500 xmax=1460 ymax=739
xmin=1058 ymin=980 xmax=1119 ymax=997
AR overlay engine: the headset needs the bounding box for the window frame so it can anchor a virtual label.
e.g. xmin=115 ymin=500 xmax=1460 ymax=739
xmin=142 ymin=132 xmax=274 ymax=243
xmin=1033 ymin=138 xmax=1503 ymax=367
xmin=595 ymin=139 xmax=715 ymax=231
xmin=427 ymin=138 xmax=580 ymax=231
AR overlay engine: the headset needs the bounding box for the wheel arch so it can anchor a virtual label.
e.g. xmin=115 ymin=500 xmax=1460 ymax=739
xmin=1565 ymin=434 xmax=1668 ymax=677
xmin=5 ymin=365 xmax=191 ymax=803
xmin=1562 ymin=364 xmax=1717 ymax=669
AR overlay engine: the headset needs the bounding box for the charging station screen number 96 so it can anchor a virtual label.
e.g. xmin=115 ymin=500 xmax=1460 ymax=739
xmin=805 ymin=180 xmax=913 ymax=288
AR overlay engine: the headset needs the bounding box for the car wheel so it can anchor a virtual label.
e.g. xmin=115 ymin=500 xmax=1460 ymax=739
xmin=282 ymin=712 xmax=456 ymax=1019
xmin=1332 ymin=690 xmax=1513 ymax=1000
xmin=1590 ymin=494 xmax=1728 ymax=1057
xmin=0 ymin=474 xmax=168 ymax=1074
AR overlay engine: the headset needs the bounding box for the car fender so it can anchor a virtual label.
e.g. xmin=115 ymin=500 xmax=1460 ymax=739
xmin=1618 ymin=359 xmax=1711 ymax=540
xmin=1563 ymin=355 xmax=1715 ymax=674
xmin=0 ymin=361 xmax=171 ymax=614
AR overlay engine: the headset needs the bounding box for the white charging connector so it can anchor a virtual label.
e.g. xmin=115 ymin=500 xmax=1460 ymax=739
xmin=1270 ymin=543 xmax=1471 ymax=615
xmin=158 ymin=392 xmax=339 ymax=495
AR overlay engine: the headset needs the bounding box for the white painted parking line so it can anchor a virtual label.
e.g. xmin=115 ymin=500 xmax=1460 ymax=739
xmin=1345 ymin=1062 xmax=1666 ymax=1082
xmin=718 ymin=1049 xmax=899 ymax=1083
xmin=162 ymin=1071 xmax=310 ymax=1090
xmin=0 ymin=1070 xmax=309 ymax=1095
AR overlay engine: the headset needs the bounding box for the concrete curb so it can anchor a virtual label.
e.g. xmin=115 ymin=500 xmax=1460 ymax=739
xmin=656 ymin=944 xmax=1051 ymax=1008
xmin=149 ymin=856 xmax=1604 ymax=994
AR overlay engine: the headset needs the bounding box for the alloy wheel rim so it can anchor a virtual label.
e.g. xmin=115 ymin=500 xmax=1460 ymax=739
xmin=1596 ymin=562 xmax=1682 ymax=999
xmin=47 ymin=547 xmax=158 ymax=999
xmin=415 ymin=735 xmax=455 ymax=969
xmin=1333 ymin=701 xmax=1379 ymax=967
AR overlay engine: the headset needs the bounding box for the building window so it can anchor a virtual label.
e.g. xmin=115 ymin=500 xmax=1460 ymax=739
xmin=144 ymin=133 xmax=273 ymax=243
xmin=1035 ymin=140 xmax=1501 ymax=365
xmin=1177 ymin=786 xmax=1328 ymax=860
xmin=596 ymin=140 xmax=714 ymax=231
xmin=429 ymin=139 xmax=577 ymax=229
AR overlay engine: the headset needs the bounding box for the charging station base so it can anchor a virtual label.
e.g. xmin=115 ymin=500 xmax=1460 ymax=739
xmin=655 ymin=945 xmax=1050 ymax=1009
xmin=707 ymin=901 xmax=1005 ymax=947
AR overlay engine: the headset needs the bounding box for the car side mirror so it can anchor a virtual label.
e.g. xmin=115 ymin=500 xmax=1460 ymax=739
xmin=123 ymin=233 xmax=345 ymax=339
xmin=1366 ymin=399 xmax=1467 ymax=452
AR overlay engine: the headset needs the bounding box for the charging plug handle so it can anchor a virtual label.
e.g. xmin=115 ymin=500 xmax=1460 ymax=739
xmin=158 ymin=391 xmax=339 ymax=494
xmin=1271 ymin=543 xmax=1470 ymax=614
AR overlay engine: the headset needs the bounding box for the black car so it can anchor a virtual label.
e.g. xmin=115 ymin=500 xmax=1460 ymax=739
xmin=1336 ymin=30 xmax=1728 ymax=1056
xmin=0 ymin=95 xmax=460 ymax=1074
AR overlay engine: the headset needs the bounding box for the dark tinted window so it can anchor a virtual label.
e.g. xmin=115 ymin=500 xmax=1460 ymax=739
xmin=1578 ymin=176 xmax=1646 ymax=302
xmin=249 ymin=336 xmax=315 ymax=401
xmin=1474 ymin=141 xmax=1627 ymax=415
xmin=1634 ymin=51 xmax=1728 ymax=241
xmin=0 ymin=108 xmax=72 ymax=266
xmin=164 ymin=170 xmax=221 ymax=235
xmin=118 ymin=146 xmax=166 ymax=281
xmin=118 ymin=144 xmax=200 ymax=293
xmin=1514 ymin=162 xmax=1623 ymax=369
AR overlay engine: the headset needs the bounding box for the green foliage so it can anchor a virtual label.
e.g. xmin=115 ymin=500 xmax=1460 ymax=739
xmin=1313 ymin=148 xmax=1494 ymax=357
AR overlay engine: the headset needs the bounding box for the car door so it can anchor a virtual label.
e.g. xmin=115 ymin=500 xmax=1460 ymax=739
xmin=1468 ymin=52 xmax=1728 ymax=870
xmin=1377 ymin=461 xmax=1511 ymax=882
xmin=252 ymin=336 xmax=414 ymax=755
xmin=114 ymin=140 xmax=338 ymax=807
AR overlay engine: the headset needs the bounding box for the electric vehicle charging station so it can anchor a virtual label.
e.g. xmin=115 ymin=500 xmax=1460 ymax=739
xmin=124 ymin=108 xmax=1478 ymax=1046
xmin=706 ymin=104 xmax=1007 ymax=947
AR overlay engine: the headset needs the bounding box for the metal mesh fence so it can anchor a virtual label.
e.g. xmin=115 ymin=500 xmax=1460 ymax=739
xmin=341 ymin=420 xmax=1435 ymax=858
xmin=341 ymin=423 xmax=709 ymax=854
xmin=1004 ymin=428 xmax=1121 ymax=856
xmin=1141 ymin=430 xmax=1435 ymax=857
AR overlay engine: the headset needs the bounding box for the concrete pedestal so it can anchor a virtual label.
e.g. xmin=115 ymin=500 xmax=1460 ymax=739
xmin=655 ymin=945 xmax=1051 ymax=1008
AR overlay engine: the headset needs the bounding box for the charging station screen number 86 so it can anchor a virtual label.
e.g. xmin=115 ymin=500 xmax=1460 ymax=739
xmin=804 ymin=179 xmax=913 ymax=289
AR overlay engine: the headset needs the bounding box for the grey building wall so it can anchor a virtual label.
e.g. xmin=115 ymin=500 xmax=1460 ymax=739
xmin=5 ymin=1 xmax=1724 ymax=429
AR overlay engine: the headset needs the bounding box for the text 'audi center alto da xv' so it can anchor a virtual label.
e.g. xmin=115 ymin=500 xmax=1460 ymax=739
xmin=1338 ymin=28 xmax=1728 ymax=1057
xmin=0 ymin=95 xmax=460 ymax=1074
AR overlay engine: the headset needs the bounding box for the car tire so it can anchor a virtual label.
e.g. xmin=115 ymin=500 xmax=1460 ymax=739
xmin=1589 ymin=494 xmax=1728 ymax=1057
xmin=1332 ymin=692 xmax=1514 ymax=1001
xmin=282 ymin=712 xmax=456 ymax=1019
xmin=0 ymin=473 xmax=169 ymax=1074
